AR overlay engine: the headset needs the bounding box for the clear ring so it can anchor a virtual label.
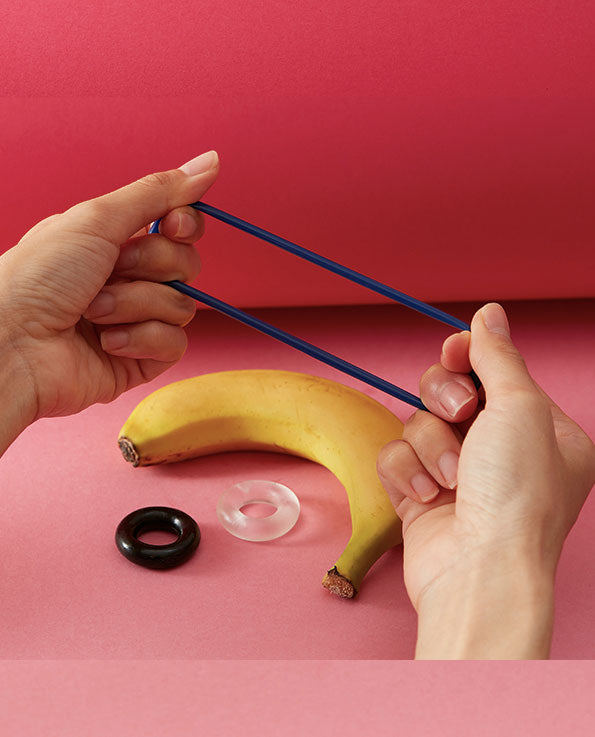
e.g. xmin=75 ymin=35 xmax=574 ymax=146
xmin=216 ymin=480 xmax=300 ymax=542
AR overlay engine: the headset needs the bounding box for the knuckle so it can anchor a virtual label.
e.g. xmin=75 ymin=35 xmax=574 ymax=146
xmin=377 ymin=439 xmax=407 ymax=472
xmin=380 ymin=437 xmax=406 ymax=456
xmin=38 ymin=212 xmax=62 ymax=229
xmin=18 ymin=213 xmax=63 ymax=244
xmin=138 ymin=322 xmax=187 ymax=362
xmin=141 ymin=320 xmax=164 ymax=344
xmin=501 ymin=341 xmax=528 ymax=369
xmin=506 ymin=387 xmax=546 ymax=414
xmin=402 ymin=409 xmax=435 ymax=444
xmin=137 ymin=169 xmax=183 ymax=190
xmin=420 ymin=362 xmax=443 ymax=388
xmin=65 ymin=200 xmax=107 ymax=230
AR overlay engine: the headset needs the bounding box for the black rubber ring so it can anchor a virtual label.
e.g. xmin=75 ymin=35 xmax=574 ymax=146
xmin=115 ymin=506 xmax=201 ymax=569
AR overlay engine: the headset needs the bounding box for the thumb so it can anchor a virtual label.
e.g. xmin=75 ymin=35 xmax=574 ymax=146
xmin=66 ymin=150 xmax=220 ymax=244
xmin=469 ymin=303 xmax=535 ymax=398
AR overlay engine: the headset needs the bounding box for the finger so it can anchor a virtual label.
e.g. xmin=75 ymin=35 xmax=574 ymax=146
xmin=441 ymin=331 xmax=472 ymax=373
xmin=113 ymin=234 xmax=202 ymax=282
xmin=133 ymin=358 xmax=178 ymax=384
xmin=108 ymin=356 xmax=178 ymax=390
xmin=377 ymin=439 xmax=441 ymax=505
xmin=420 ymin=362 xmax=478 ymax=422
xmin=84 ymin=282 xmax=196 ymax=327
xmin=469 ymin=303 xmax=536 ymax=398
xmin=99 ymin=321 xmax=188 ymax=363
xmin=157 ymin=206 xmax=205 ymax=244
xmin=377 ymin=439 xmax=456 ymax=537
xmin=64 ymin=150 xmax=220 ymax=244
xmin=402 ymin=410 xmax=463 ymax=489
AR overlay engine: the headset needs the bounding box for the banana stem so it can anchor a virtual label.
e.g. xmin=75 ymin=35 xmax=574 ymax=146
xmin=322 ymin=520 xmax=403 ymax=598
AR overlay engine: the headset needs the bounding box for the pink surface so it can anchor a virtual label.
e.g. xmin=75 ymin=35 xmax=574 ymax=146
xmin=1 ymin=298 xmax=594 ymax=659
xmin=0 ymin=661 xmax=594 ymax=735
xmin=3 ymin=2 xmax=595 ymax=306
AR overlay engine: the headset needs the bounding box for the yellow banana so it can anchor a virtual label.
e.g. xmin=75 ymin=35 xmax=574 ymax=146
xmin=118 ymin=370 xmax=403 ymax=598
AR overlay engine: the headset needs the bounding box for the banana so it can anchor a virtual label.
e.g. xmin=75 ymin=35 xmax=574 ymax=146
xmin=118 ymin=370 xmax=403 ymax=598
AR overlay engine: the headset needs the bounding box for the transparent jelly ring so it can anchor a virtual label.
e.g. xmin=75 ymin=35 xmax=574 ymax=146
xmin=216 ymin=480 xmax=300 ymax=542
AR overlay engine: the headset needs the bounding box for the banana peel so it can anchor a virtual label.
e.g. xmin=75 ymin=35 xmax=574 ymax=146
xmin=118 ymin=370 xmax=404 ymax=598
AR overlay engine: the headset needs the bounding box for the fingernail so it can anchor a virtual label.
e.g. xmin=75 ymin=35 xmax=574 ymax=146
xmin=176 ymin=212 xmax=197 ymax=238
xmin=437 ymin=451 xmax=459 ymax=489
xmin=115 ymin=244 xmax=139 ymax=270
xmin=85 ymin=291 xmax=115 ymax=319
xmin=410 ymin=473 xmax=440 ymax=503
xmin=102 ymin=329 xmax=129 ymax=351
xmin=481 ymin=303 xmax=510 ymax=337
xmin=438 ymin=381 xmax=474 ymax=418
xmin=179 ymin=150 xmax=219 ymax=176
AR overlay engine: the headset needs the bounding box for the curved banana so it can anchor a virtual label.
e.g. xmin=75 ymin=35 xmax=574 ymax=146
xmin=118 ymin=370 xmax=403 ymax=598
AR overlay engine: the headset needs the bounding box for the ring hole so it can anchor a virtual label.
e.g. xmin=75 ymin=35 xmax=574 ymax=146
xmin=137 ymin=530 xmax=180 ymax=545
xmin=239 ymin=501 xmax=278 ymax=518
xmin=217 ymin=480 xmax=300 ymax=542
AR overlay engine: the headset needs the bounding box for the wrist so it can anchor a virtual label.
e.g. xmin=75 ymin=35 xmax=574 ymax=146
xmin=414 ymin=545 xmax=556 ymax=660
xmin=0 ymin=327 xmax=37 ymax=457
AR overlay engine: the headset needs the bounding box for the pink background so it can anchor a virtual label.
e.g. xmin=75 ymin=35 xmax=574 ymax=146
xmin=2 ymin=0 xmax=595 ymax=664
xmin=2 ymin=1 xmax=595 ymax=307
xmin=1 ymin=299 xmax=594 ymax=659
xmin=1 ymin=661 xmax=594 ymax=735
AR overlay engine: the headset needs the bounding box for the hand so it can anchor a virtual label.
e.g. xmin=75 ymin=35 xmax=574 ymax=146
xmin=377 ymin=303 xmax=595 ymax=659
xmin=0 ymin=151 xmax=219 ymax=453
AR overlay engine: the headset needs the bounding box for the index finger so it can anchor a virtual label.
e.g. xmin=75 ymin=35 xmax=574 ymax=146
xmin=65 ymin=152 xmax=219 ymax=244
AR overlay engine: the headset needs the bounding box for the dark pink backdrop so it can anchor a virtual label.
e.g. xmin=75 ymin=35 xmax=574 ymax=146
xmin=2 ymin=1 xmax=595 ymax=307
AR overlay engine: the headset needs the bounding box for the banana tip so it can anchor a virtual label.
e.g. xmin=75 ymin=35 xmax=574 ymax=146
xmin=322 ymin=567 xmax=356 ymax=599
